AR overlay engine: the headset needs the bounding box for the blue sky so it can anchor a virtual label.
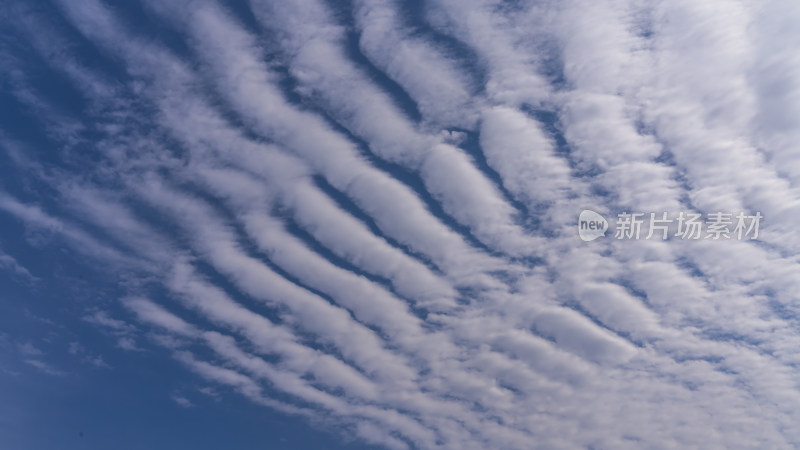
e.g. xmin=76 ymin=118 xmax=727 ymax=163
xmin=3 ymin=0 xmax=800 ymax=449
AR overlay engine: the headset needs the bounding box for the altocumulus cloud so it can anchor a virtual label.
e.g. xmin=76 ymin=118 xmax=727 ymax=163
xmin=2 ymin=0 xmax=800 ymax=448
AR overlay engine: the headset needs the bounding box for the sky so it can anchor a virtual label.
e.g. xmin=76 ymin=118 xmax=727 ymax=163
xmin=2 ymin=0 xmax=800 ymax=448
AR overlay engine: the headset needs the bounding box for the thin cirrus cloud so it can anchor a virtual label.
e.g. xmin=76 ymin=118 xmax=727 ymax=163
xmin=1 ymin=0 xmax=800 ymax=448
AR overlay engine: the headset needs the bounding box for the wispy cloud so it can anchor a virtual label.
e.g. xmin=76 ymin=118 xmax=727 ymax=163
xmin=24 ymin=359 xmax=66 ymax=376
xmin=17 ymin=341 xmax=43 ymax=356
xmin=171 ymin=394 xmax=194 ymax=408
xmin=0 ymin=247 xmax=37 ymax=282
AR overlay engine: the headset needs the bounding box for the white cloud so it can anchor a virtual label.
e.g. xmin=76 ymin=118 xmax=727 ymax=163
xmin=24 ymin=359 xmax=66 ymax=376
xmin=82 ymin=311 xmax=135 ymax=335
xmin=0 ymin=247 xmax=36 ymax=282
xmin=4 ymin=0 xmax=800 ymax=447
xmin=17 ymin=342 xmax=43 ymax=356
xmin=171 ymin=395 xmax=194 ymax=408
